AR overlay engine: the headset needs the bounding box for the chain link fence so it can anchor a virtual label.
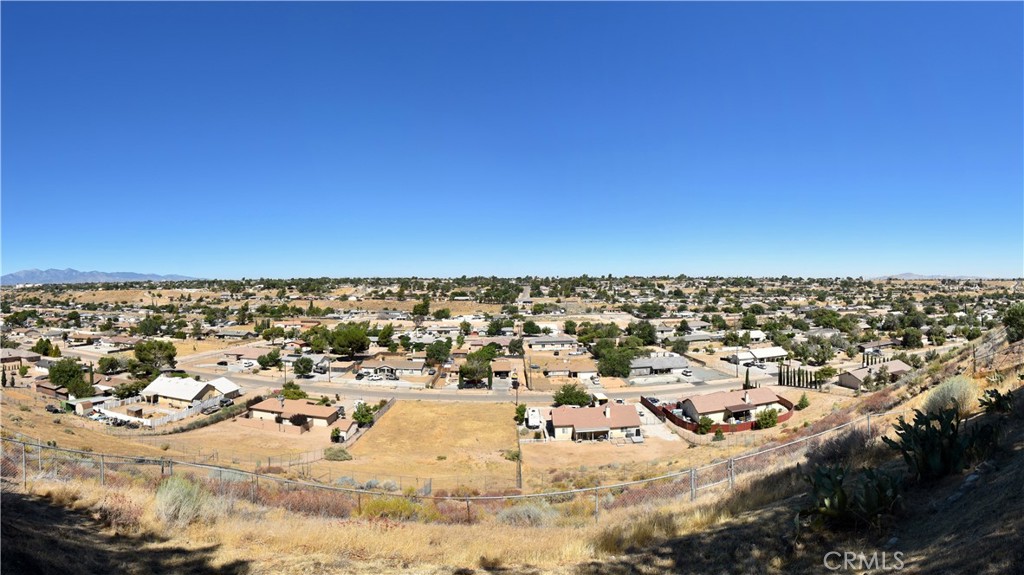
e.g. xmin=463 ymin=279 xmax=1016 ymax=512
xmin=0 ymin=408 xmax=910 ymax=525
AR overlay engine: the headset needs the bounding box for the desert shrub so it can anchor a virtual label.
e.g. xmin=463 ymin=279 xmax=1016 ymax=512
xmin=269 ymin=488 xmax=353 ymax=518
xmin=432 ymin=498 xmax=478 ymax=524
xmin=323 ymin=447 xmax=352 ymax=461
xmin=244 ymin=395 xmax=265 ymax=408
xmin=805 ymin=428 xmax=873 ymax=469
xmin=360 ymin=496 xmax=438 ymax=521
xmin=696 ymin=416 xmax=713 ymax=435
xmin=362 ymin=479 xmax=380 ymax=491
xmin=713 ymin=428 xmax=725 ymax=442
xmin=255 ymin=465 xmax=284 ymax=474
xmin=801 ymin=465 xmax=902 ymax=530
xmin=883 ymin=408 xmax=976 ymax=481
xmin=859 ymin=387 xmax=900 ymax=413
xmin=175 ymin=403 xmax=247 ymax=433
xmin=335 ymin=476 xmax=356 ymax=487
xmin=795 ymin=393 xmax=810 ymax=411
xmin=496 ymin=501 xmax=557 ymax=527
xmin=288 ymin=414 xmax=309 ymax=427
xmin=155 ymin=475 xmax=214 ymax=526
xmin=479 ymin=555 xmax=503 ymax=571
xmin=923 ymin=375 xmax=978 ymax=420
xmin=804 ymin=411 xmax=853 ymax=436
xmin=502 ymin=449 xmax=521 ymax=462
xmin=96 ymin=492 xmax=144 ymax=533
xmin=755 ymin=408 xmax=778 ymax=430
xmin=380 ymin=480 xmax=399 ymax=492
xmin=593 ymin=511 xmax=677 ymax=555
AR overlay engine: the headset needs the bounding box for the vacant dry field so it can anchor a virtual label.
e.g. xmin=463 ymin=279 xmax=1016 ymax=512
xmin=171 ymin=338 xmax=244 ymax=359
xmin=320 ymin=400 xmax=519 ymax=490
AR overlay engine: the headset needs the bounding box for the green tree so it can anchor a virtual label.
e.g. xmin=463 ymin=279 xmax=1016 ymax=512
xmin=1 ymin=371 xmax=6 ymax=388
xmin=902 ymin=328 xmax=923 ymax=349
xmin=755 ymin=408 xmax=779 ymax=429
xmin=30 ymin=338 xmax=53 ymax=356
xmin=51 ymin=358 xmax=92 ymax=398
xmin=628 ymin=320 xmax=657 ymax=346
xmin=432 ymin=308 xmax=451 ymax=320
xmin=18 ymin=365 xmax=29 ymax=378
xmin=459 ymin=321 xmax=472 ymax=336
xmin=696 ymin=416 xmax=714 ymax=435
xmin=522 ymin=320 xmax=541 ymax=335
xmin=740 ymin=314 xmax=758 ymax=330
xmin=425 ymin=339 xmax=452 ymax=366
xmin=353 ymin=402 xmax=375 ymax=427
xmin=331 ymin=322 xmax=370 ymax=357
xmin=97 ymin=356 xmax=121 ymax=374
xmin=563 ymin=320 xmax=577 ymax=335
xmin=281 ymin=380 xmax=308 ymax=399
xmin=486 ymin=319 xmax=504 ymax=336
xmin=514 ymin=403 xmax=527 ymax=424
xmin=1003 ymin=303 xmax=1024 ymax=343
xmin=553 ymin=383 xmax=592 ymax=406
xmin=377 ymin=323 xmax=395 ymax=348
xmin=293 ymin=357 xmax=314 ymax=377
xmin=796 ymin=393 xmax=810 ymax=410
xmin=134 ymin=340 xmax=177 ymax=375
xmin=412 ymin=297 xmax=431 ymax=317
xmin=257 ymin=349 xmax=282 ymax=369
xmin=598 ymin=347 xmax=636 ymax=378
xmin=508 ymin=338 xmax=524 ymax=356
xmin=191 ymin=319 xmax=204 ymax=339
xmin=670 ymin=338 xmax=689 ymax=355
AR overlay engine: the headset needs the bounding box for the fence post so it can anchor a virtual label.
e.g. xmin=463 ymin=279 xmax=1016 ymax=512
xmin=728 ymin=459 xmax=734 ymax=490
xmin=866 ymin=414 xmax=871 ymax=440
xmin=357 ymin=492 xmax=362 ymax=515
xmin=250 ymin=475 xmax=256 ymax=503
xmin=100 ymin=455 xmax=105 ymax=486
xmin=465 ymin=499 xmax=471 ymax=523
xmin=594 ymin=490 xmax=600 ymax=522
xmin=690 ymin=468 xmax=696 ymax=501
xmin=21 ymin=443 xmax=27 ymax=489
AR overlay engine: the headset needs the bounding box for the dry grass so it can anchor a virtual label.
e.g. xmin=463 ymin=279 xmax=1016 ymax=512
xmin=320 ymin=401 xmax=519 ymax=490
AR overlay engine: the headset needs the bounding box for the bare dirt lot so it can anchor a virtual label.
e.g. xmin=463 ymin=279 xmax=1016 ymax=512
xmin=318 ymin=400 xmax=519 ymax=492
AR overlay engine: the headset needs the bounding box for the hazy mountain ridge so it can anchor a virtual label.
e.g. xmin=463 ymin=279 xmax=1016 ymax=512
xmin=1 ymin=268 xmax=194 ymax=285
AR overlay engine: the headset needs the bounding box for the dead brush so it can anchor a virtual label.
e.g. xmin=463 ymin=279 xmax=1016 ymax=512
xmin=95 ymin=492 xmax=144 ymax=533
xmin=593 ymin=510 xmax=678 ymax=555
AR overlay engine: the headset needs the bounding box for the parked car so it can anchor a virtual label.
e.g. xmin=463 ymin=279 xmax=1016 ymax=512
xmin=385 ymin=373 xmax=399 ymax=381
xmin=45 ymin=404 xmax=61 ymax=414
xmin=368 ymin=374 xmax=383 ymax=381
xmin=218 ymin=397 xmax=234 ymax=407
xmin=201 ymin=406 xmax=219 ymax=415
xmin=217 ymin=360 xmax=228 ymax=366
xmin=243 ymin=361 xmax=255 ymax=368
xmin=354 ymin=373 xmax=365 ymax=380
xmin=681 ymin=368 xmax=693 ymax=377
xmin=125 ymin=422 xmax=141 ymax=429
xmin=427 ymin=369 xmax=436 ymax=375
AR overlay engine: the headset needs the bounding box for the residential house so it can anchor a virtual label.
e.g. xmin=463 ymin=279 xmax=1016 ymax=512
xmin=549 ymin=404 xmax=642 ymax=441
xmin=249 ymin=397 xmax=340 ymax=427
xmin=857 ymin=339 xmax=902 ymax=353
xmin=216 ymin=328 xmax=256 ymax=340
xmin=728 ymin=346 xmax=789 ymax=364
xmin=678 ymin=388 xmax=786 ymax=424
xmin=837 ymin=359 xmax=913 ymax=390
xmin=205 ymin=376 xmax=242 ymax=399
xmin=525 ymin=335 xmax=579 ymax=352
xmin=359 ymin=359 xmax=425 ymax=377
xmin=1 ymin=348 xmax=41 ymax=367
xmin=629 ymin=355 xmax=689 ymax=377
xmin=530 ymin=357 xmax=598 ymax=381
xmin=141 ymin=375 xmax=219 ymax=409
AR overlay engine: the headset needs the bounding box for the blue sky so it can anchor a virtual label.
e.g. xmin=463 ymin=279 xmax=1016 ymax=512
xmin=2 ymin=2 xmax=1022 ymax=279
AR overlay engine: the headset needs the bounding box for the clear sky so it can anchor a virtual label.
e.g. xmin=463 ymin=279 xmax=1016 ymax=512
xmin=2 ymin=2 xmax=1022 ymax=279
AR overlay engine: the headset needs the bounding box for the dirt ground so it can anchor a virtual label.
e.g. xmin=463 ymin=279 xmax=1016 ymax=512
xmin=320 ymin=400 xmax=519 ymax=490
xmin=172 ymin=338 xmax=244 ymax=359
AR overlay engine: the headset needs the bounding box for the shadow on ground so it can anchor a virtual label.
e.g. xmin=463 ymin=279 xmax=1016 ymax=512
xmin=1 ymin=489 xmax=250 ymax=575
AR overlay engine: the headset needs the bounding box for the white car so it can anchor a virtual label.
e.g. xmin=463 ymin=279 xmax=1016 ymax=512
xmin=681 ymin=369 xmax=693 ymax=377
xmin=367 ymin=374 xmax=383 ymax=381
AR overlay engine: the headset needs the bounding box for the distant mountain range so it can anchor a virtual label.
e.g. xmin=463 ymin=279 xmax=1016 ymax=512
xmin=872 ymin=273 xmax=984 ymax=280
xmin=1 ymin=268 xmax=195 ymax=285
